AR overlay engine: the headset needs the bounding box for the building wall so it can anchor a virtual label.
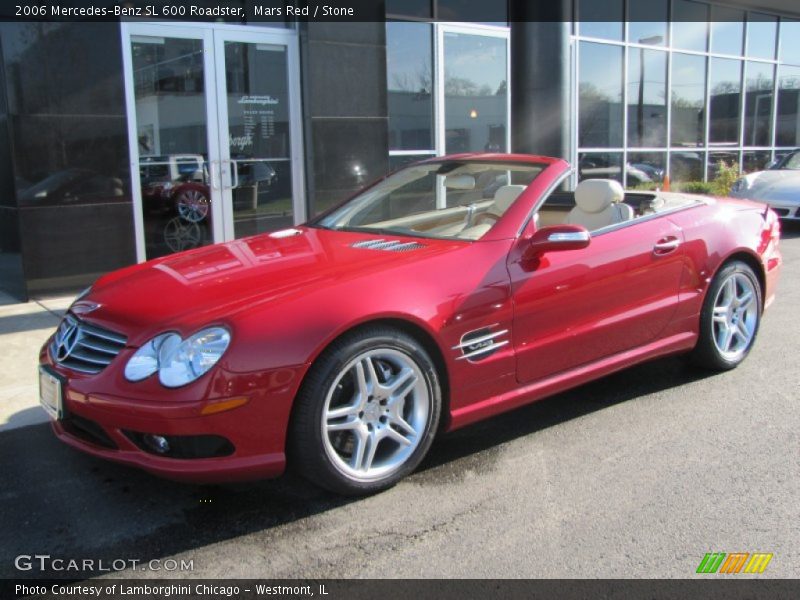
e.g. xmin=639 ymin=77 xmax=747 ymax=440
xmin=0 ymin=22 xmax=135 ymax=300
xmin=300 ymin=21 xmax=389 ymax=216
xmin=0 ymin=28 xmax=25 ymax=299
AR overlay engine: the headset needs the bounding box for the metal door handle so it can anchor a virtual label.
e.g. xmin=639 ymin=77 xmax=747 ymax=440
xmin=229 ymin=159 xmax=239 ymax=189
xmin=653 ymin=237 xmax=680 ymax=254
xmin=208 ymin=160 xmax=221 ymax=190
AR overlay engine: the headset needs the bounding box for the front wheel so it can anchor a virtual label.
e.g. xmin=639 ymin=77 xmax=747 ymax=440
xmin=289 ymin=327 xmax=442 ymax=495
xmin=688 ymin=261 xmax=762 ymax=371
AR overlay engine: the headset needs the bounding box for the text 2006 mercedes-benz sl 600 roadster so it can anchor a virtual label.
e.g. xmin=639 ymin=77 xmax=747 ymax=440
xmin=39 ymin=154 xmax=782 ymax=495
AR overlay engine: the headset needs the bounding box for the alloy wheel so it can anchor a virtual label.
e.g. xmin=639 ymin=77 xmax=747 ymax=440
xmin=711 ymin=272 xmax=758 ymax=361
xmin=321 ymin=349 xmax=430 ymax=482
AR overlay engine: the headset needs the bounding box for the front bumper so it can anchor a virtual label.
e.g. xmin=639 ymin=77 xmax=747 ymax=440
xmin=39 ymin=344 xmax=309 ymax=484
xmin=754 ymin=199 xmax=800 ymax=220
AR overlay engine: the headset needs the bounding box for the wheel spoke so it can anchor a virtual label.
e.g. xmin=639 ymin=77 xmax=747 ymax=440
xmin=361 ymin=431 xmax=380 ymax=471
xmin=389 ymin=413 xmax=416 ymax=437
xmin=326 ymin=402 xmax=360 ymax=421
xmin=735 ymin=321 xmax=751 ymax=343
xmin=737 ymin=289 xmax=754 ymax=310
xmin=385 ymin=426 xmax=412 ymax=447
xmin=326 ymin=416 xmax=360 ymax=432
xmin=354 ymin=361 xmax=369 ymax=398
xmin=717 ymin=322 xmax=734 ymax=352
xmin=722 ymin=277 xmax=736 ymax=305
xmin=355 ymin=358 xmax=379 ymax=397
xmin=350 ymin=429 xmax=366 ymax=470
xmin=712 ymin=306 xmax=728 ymax=323
xmin=388 ymin=367 xmax=417 ymax=397
xmin=364 ymin=357 xmax=380 ymax=389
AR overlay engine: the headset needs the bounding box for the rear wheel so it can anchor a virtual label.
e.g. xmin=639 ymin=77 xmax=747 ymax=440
xmin=289 ymin=327 xmax=441 ymax=495
xmin=688 ymin=261 xmax=762 ymax=370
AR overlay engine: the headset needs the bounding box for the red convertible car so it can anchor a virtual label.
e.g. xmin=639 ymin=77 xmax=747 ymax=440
xmin=39 ymin=154 xmax=782 ymax=495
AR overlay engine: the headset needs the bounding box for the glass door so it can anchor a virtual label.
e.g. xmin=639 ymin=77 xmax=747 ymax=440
xmin=123 ymin=24 xmax=304 ymax=262
xmin=123 ymin=24 xmax=223 ymax=261
xmin=213 ymin=29 xmax=305 ymax=240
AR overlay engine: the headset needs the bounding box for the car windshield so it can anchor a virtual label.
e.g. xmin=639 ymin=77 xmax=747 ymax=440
xmin=313 ymin=161 xmax=546 ymax=240
xmin=780 ymin=152 xmax=800 ymax=170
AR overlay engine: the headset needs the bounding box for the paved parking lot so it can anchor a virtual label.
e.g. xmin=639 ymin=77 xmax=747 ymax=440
xmin=1 ymin=225 xmax=798 ymax=580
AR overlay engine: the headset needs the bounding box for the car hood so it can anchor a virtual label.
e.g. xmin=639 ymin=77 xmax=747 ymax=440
xmin=77 ymin=227 xmax=466 ymax=344
xmin=733 ymin=169 xmax=800 ymax=203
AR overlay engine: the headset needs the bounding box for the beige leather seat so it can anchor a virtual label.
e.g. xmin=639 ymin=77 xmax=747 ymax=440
xmin=460 ymin=185 xmax=527 ymax=239
xmin=485 ymin=185 xmax=526 ymax=219
xmin=566 ymin=179 xmax=633 ymax=231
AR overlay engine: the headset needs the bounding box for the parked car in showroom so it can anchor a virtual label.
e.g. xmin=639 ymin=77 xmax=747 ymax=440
xmin=140 ymin=154 xmax=211 ymax=224
xmin=730 ymin=149 xmax=800 ymax=220
xmin=39 ymin=154 xmax=782 ymax=495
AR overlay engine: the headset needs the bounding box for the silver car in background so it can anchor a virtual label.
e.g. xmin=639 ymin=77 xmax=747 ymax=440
xmin=730 ymin=150 xmax=800 ymax=220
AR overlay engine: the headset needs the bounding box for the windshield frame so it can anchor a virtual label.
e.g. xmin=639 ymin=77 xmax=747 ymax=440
xmin=307 ymin=158 xmax=552 ymax=242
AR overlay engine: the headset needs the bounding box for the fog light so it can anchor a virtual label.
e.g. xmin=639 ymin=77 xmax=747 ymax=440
xmin=142 ymin=434 xmax=170 ymax=454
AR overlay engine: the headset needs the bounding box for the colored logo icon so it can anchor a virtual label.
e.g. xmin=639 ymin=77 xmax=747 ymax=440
xmin=697 ymin=552 xmax=773 ymax=574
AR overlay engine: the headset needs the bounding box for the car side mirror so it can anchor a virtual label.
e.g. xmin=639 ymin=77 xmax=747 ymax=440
xmin=523 ymin=224 xmax=590 ymax=261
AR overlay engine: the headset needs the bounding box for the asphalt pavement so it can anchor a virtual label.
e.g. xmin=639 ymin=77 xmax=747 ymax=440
xmin=2 ymin=225 xmax=798 ymax=580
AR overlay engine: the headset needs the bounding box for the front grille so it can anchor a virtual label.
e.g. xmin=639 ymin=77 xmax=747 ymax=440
xmin=351 ymin=239 xmax=426 ymax=252
xmin=50 ymin=313 xmax=127 ymax=375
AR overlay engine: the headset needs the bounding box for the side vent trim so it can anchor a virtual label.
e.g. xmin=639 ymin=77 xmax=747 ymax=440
xmin=351 ymin=239 xmax=426 ymax=252
xmin=453 ymin=324 xmax=510 ymax=362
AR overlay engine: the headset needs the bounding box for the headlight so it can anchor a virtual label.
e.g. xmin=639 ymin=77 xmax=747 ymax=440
xmin=731 ymin=177 xmax=748 ymax=193
xmin=124 ymin=327 xmax=231 ymax=388
xmin=159 ymin=328 xmax=230 ymax=388
xmin=124 ymin=333 xmax=176 ymax=382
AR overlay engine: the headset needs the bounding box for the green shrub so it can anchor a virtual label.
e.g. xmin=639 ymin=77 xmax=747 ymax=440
xmin=674 ymin=181 xmax=715 ymax=194
xmin=709 ymin=160 xmax=740 ymax=196
xmin=622 ymin=160 xmax=742 ymax=197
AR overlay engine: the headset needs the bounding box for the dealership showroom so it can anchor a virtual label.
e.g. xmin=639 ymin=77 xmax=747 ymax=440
xmin=0 ymin=0 xmax=799 ymax=593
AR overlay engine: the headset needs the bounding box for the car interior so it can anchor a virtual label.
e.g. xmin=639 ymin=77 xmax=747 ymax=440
xmin=319 ymin=162 xmax=703 ymax=241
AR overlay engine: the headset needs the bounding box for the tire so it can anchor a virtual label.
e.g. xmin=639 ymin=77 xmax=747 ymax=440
xmin=289 ymin=326 xmax=442 ymax=495
xmin=688 ymin=260 xmax=762 ymax=371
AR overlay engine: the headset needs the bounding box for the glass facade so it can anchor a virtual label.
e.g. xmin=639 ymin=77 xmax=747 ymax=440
xmin=4 ymin=2 xmax=800 ymax=300
xmin=576 ymin=1 xmax=800 ymax=186
xmin=386 ymin=20 xmax=510 ymax=166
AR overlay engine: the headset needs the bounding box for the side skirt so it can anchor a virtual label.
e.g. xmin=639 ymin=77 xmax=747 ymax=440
xmin=448 ymin=332 xmax=697 ymax=430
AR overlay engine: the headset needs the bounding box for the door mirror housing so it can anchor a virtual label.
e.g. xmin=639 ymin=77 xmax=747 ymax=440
xmin=523 ymin=224 xmax=590 ymax=260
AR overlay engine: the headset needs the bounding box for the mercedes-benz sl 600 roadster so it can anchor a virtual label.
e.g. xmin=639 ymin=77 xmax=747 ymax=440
xmin=39 ymin=154 xmax=782 ymax=495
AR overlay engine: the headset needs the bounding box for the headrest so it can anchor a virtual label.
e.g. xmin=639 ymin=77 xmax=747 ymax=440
xmin=489 ymin=185 xmax=526 ymax=216
xmin=445 ymin=174 xmax=475 ymax=190
xmin=575 ymin=179 xmax=624 ymax=214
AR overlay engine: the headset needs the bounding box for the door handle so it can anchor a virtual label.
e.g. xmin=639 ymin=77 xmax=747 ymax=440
xmin=208 ymin=160 xmax=221 ymax=190
xmin=653 ymin=237 xmax=680 ymax=255
xmin=228 ymin=159 xmax=239 ymax=189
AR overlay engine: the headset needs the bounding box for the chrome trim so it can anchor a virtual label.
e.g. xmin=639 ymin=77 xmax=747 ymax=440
xmin=451 ymin=329 xmax=509 ymax=351
xmin=653 ymin=239 xmax=681 ymax=251
xmin=351 ymin=239 xmax=426 ymax=252
xmin=591 ymin=201 xmax=706 ymax=237
xmin=517 ymin=168 xmax=575 ymax=236
xmin=456 ymin=340 xmax=510 ymax=361
xmin=50 ymin=313 xmax=127 ymax=375
xmin=453 ymin=324 xmax=510 ymax=362
xmin=548 ymin=231 xmax=590 ymax=243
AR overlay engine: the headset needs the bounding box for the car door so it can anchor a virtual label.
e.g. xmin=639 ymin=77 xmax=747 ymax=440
xmin=508 ymin=216 xmax=685 ymax=384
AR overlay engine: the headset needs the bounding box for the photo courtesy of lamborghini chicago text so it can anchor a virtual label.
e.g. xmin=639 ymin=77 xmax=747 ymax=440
xmin=0 ymin=0 xmax=798 ymax=597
